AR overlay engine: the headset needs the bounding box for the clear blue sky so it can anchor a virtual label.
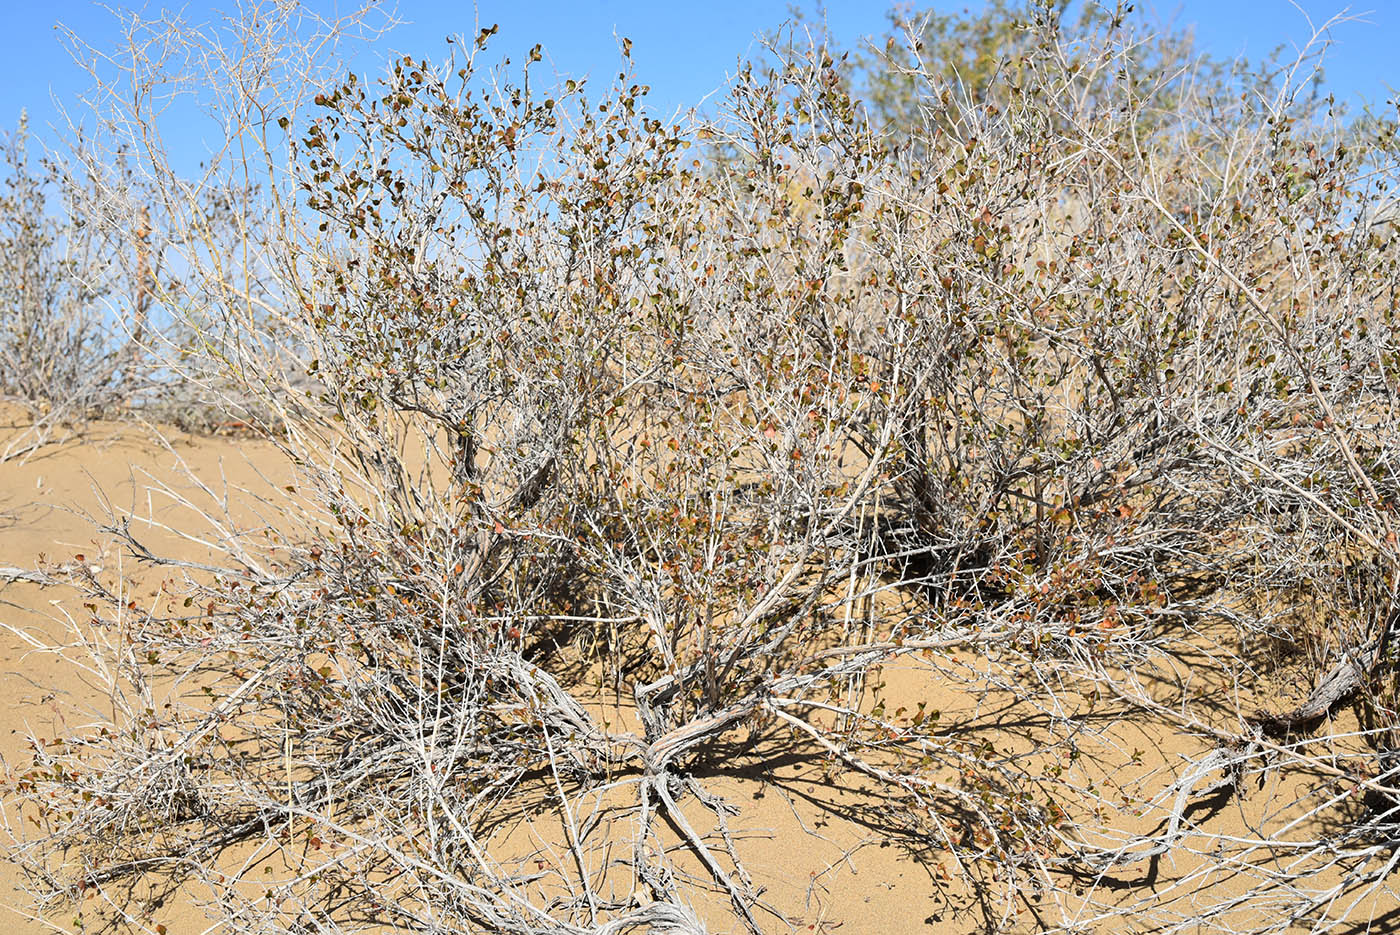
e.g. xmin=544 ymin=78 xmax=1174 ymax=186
xmin=0 ymin=1 xmax=1391 ymax=152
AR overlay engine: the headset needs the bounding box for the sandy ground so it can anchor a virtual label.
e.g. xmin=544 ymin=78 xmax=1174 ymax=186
xmin=0 ymin=410 xmax=1393 ymax=934
xmin=0 ymin=412 xmax=297 ymax=934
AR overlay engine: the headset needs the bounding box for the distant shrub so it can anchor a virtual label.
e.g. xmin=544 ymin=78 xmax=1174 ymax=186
xmin=0 ymin=117 xmax=153 ymax=441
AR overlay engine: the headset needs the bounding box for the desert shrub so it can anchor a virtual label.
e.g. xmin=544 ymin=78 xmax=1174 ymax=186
xmin=0 ymin=116 xmax=155 ymax=456
xmin=6 ymin=2 xmax=1400 ymax=934
xmin=0 ymin=100 xmax=263 ymax=454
